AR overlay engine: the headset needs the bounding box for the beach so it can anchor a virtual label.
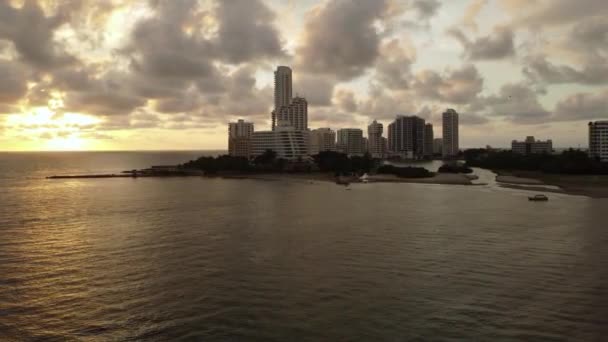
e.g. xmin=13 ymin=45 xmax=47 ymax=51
xmin=494 ymin=170 xmax=608 ymax=198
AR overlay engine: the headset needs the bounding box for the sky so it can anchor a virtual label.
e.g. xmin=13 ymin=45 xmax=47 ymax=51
xmin=0 ymin=0 xmax=607 ymax=151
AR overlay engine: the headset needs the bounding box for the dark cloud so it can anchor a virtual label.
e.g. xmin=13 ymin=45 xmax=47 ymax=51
xmin=481 ymin=83 xmax=550 ymax=124
xmin=296 ymin=0 xmax=390 ymax=80
xmin=448 ymin=26 xmax=515 ymax=60
xmin=0 ymin=59 xmax=27 ymax=103
xmin=412 ymin=0 xmax=441 ymax=19
xmin=459 ymin=113 xmax=490 ymax=125
xmin=63 ymin=72 xmax=146 ymax=116
xmin=554 ymin=90 xmax=608 ymax=121
xmin=213 ymin=0 xmax=286 ymax=63
xmin=523 ymin=55 xmax=608 ymax=85
xmin=0 ymin=0 xmax=76 ymax=70
xmin=502 ymin=0 xmax=608 ymax=27
xmin=413 ymin=65 xmax=484 ymax=104
xmin=293 ymin=75 xmax=334 ymax=106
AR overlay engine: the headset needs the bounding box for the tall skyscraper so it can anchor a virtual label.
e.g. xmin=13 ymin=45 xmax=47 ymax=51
xmin=228 ymin=119 xmax=254 ymax=158
xmin=424 ymin=123 xmax=434 ymax=157
xmin=388 ymin=115 xmax=426 ymax=159
xmin=278 ymin=96 xmax=308 ymax=131
xmin=309 ymin=128 xmax=336 ymax=155
xmin=589 ymin=121 xmax=608 ymax=162
xmin=442 ymin=109 xmax=459 ymax=158
xmin=272 ymin=66 xmax=292 ymax=130
xmin=337 ymin=128 xmax=364 ymax=156
xmin=367 ymin=120 xmax=385 ymax=158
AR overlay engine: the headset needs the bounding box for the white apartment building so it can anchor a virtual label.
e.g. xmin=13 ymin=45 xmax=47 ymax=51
xmin=272 ymin=66 xmax=292 ymax=130
xmin=511 ymin=136 xmax=553 ymax=155
xmin=278 ymin=97 xmax=308 ymax=131
xmin=251 ymin=124 xmax=309 ymax=160
xmin=309 ymin=128 xmax=336 ymax=155
xmin=589 ymin=121 xmax=608 ymax=162
xmin=442 ymin=109 xmax=459 ymax=158
xmin=367 ymin=120 xmax=385 ymax=158
xmin=228 ymin=119 xmax=254 ymax=158
xmin=337 ymin=128 xmax=364 ymax=156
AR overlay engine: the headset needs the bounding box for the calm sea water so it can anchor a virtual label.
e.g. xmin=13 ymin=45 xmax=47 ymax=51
xmin=1 ymin=152 xmax=607 ymax=341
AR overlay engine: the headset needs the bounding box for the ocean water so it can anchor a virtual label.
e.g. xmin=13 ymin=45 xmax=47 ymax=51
xmin=1 ymin=152 xmax=607 ymax=341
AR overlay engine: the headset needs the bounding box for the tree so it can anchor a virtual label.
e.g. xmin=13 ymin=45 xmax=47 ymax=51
xmin=254 ymin=149 xmax=277 ymax=165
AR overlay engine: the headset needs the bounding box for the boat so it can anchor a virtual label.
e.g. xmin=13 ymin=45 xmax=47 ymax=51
xmin=528 ymin=194 xmax=549 ymax=201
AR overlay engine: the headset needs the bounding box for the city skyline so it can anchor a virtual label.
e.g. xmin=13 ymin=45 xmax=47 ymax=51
xmin=0 ymin=0 xmax=607 ymax=151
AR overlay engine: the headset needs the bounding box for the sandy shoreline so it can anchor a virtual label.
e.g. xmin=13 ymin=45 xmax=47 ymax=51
xmin=222 ymin=172 xmax=473 ymax=185
xmin=494 ymin=170 xmax=608 ymax=198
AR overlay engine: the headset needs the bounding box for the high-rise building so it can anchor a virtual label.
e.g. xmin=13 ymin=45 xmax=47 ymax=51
xmin=424 ymin=123 xmax=434 ymax=157
xmin=511 ymin=136 xmax=553 ymax=155
xmin=387 ymin=115 xmax=426 ymax=159
xmin=272 ymin=66 xmax=293 ymax=130
xmin=337 ymin=128 xmax=364 ymax=156
xmin=278 ymin=96 xmax=308 ymax=131
xmin=251 ymin=124 xmax=308 ymax=160
xmin=589 ymin=121 xmax=608 ymax=162
xmin=228 ymin=119 xmax=254 ymax=158
xmin=433 ymin=138 xmax=443 ymax=156
xmin=309 ymin=128 xmax=336 ymax=155
xmin=367 ymin=120 xmax=385 ymax=158
xmin=442 ymin=109 xmax=459 ymax=158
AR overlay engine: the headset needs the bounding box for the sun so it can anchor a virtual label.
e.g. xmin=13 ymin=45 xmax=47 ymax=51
xmin=5 ymin=107 xmax=105 ymax=151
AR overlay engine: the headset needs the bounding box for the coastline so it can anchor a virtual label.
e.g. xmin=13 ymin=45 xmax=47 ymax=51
xmin=493 ymin=170 xmax=608 ymax=198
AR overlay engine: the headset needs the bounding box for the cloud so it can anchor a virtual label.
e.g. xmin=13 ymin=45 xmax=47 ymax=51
xmin=411 ymin=0 xmax=441 ymax=19
xmin=448 ymin=26 xmax=515 ymax=60
xmin=333 ymin=89 xmax=358 ymax=112
xmin=293 ymin=75 xmax=334 ymax=106
xmin=501 ymin=0 xmax=608 ymax=27
xmin=0 ymin=1 xmax=76 ymax=70
xmin=375 ymin=38 xmax=416 ymax=90
xmin=554 ymin=90 xmax=608 ymax=121
xmin=480 ymin=83 xmax=550 ymax=124
xmin=413 ymin=64 xmax=484 ymax=104
xmin=523 ymin=55 xmax=608 ymax=85
xmin=462 ymin=0 xmax=487 ymax=32
xmin=296 ymin=0 xmax=391 ymax=80
xmin=0 ymin=59 xmax=27 ymax=103
xmin=62 ymin=71 xmax=146 ymax=116
xmin=213 ymin=0 xmax=286 ymax=63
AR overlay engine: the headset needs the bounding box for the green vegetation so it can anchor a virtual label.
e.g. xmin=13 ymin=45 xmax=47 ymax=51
xmin=376 ymin=165 xmax=432 ymax=178
xmin=182 ymin=150 xmax=376 ymax=175
xmin=464 ymin=149 xmax=608 ymax=175
xmin=313 ymin=151 xmax=375 ymax=175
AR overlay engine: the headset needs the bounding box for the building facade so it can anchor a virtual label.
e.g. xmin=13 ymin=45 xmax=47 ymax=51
xmin=589 ymin=121 xmax=608 ymax=162
xmin=337 ymin=128 xmax=364 ymax=156
xmin=442 ymin=109 xmax=459 ymax=158
xmin=511 ymin=136 xmax=553 ymax=155
xmin=278 ymin=96 xmax=308 ymax=131
xmin=309 ymin=128 xmax=336 ymax=155
xmin=367 ymin=120 xmax=385 ymax=158
xmin=433 ymin=138 xmax=443 ymax=156
xmin=424 ymin=123 xmax=434 ymax=157
xmin=388 ymin=115 xmax=426 ymax=159
xmin=272 ymin=66 xmax=292 ymax=130
xmin=228 ymin=119 xmax=254 ymax=158
xmin=251 ymin=125 xmax=308 ymax=160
